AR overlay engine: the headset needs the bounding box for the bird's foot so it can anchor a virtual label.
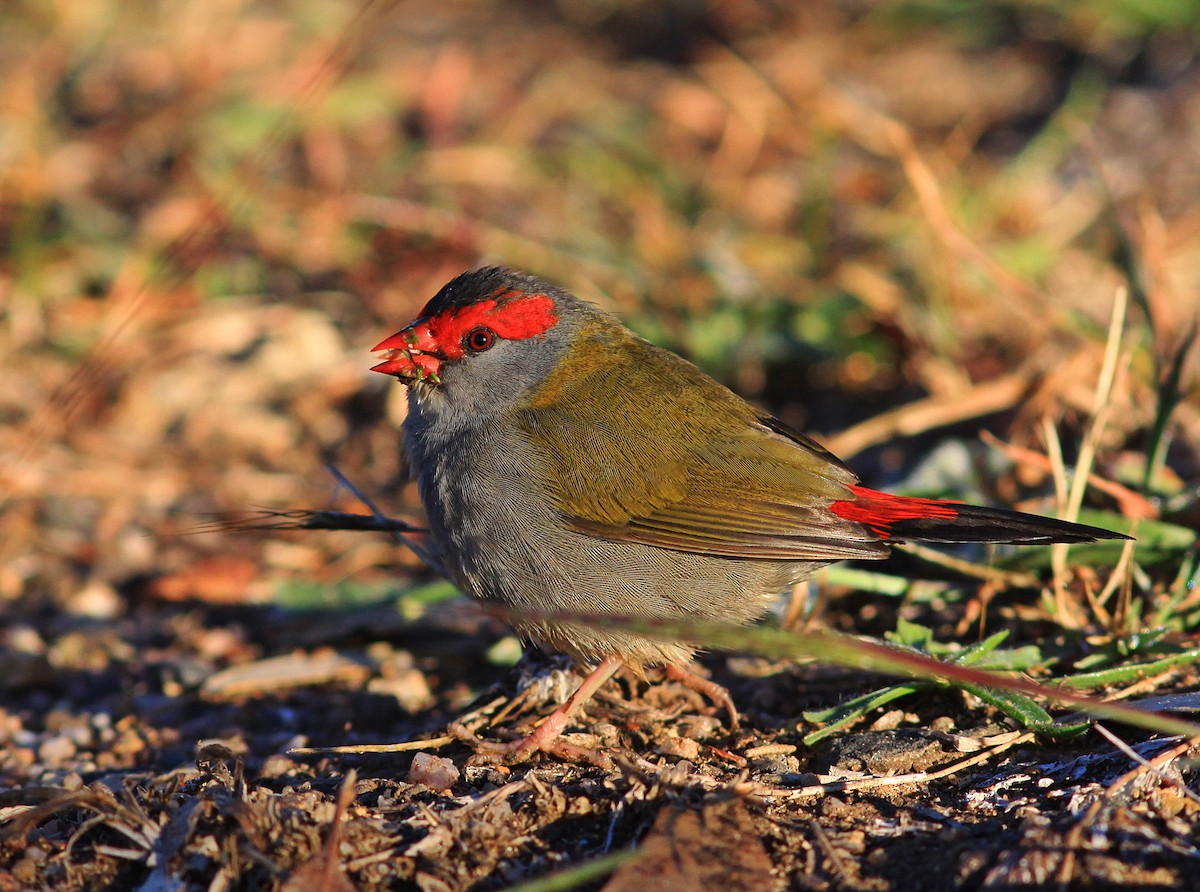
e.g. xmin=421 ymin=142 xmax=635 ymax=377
xmin=448 ymin=715 xmax=613 ymax=768
xmin=446 ymin=654 xmax=625 ymax=767
xmin=662 ymin=663 xmax=740 ymax=730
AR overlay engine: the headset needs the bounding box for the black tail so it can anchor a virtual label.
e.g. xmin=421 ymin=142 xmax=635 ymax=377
xmin=886 ymin=503 xmax=1131 ymax=545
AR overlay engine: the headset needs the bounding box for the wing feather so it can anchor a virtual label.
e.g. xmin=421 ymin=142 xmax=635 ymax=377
xmin=517 ymin=320 xmax=884 ymax=562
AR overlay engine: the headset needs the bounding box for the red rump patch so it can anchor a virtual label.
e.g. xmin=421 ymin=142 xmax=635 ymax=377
xmin=831 ymin=485 xmax=961 ymax=538
xmin=422 ymin=291 xmax=559 ymax=359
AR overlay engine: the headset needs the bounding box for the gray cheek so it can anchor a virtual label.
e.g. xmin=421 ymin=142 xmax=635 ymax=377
xmin=445 ymin=338 xmax=567 ymax=410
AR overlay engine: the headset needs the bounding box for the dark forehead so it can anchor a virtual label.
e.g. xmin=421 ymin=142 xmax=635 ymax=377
xmin=422 ymin=267 xmax=547 ymax=317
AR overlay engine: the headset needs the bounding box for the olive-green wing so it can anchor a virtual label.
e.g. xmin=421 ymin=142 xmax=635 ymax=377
xmin=517 ymin=324 xmax=885 ymax=561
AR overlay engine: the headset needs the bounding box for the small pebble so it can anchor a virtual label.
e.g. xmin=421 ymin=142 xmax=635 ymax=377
xmin=6 ymin=625 xmax=45 ymax=654
xmin=261 ymin=753 xmax=299 ymax=778
xmin=408 ymin=752 xmax=459 ymax=791
xmin=367 ymin=669 xmax=433 ymax=713
xmin=869 ymin=709 xmax=905 ymax=731
xmin=65 ymin=581 xmax=124 ymax=619
xmin=38 ymin=735 xmax=77 ymax=767
xmin=674 ymin=714 xmax=722 ymax=739
xmin=657 ymin=735 xmax=702 ymax=761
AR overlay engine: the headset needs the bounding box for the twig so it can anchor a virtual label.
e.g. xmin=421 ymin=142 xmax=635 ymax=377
xmin=290 ymin=737 xmax=455 ymax=756
xmin=824 ymin=372 xmax=1030 ymax=459
xmin=190 ymin=509 xmax=424 ymax=535
xmin=1051 ymin=287 xmax=1128 ymax=604
xmin=774 ymin=731 xmax=1037 ymax=800
xmin=895 ymin=542 xmax=1041 ymax=588
xmin=980 ymin=431 xmax=1155 ymax=519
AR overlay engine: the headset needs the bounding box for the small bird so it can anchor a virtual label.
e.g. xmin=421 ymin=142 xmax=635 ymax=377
xmin=372 ymin=267 xmax=1127 ymax=759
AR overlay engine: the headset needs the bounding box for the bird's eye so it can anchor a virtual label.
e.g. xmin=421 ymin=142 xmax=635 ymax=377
xmin=463 ymin=327 xmax=496 ymax=353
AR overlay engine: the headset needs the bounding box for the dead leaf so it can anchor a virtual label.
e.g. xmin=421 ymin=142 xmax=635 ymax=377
xmin=602 ymin=799 xmax=780 ymax=892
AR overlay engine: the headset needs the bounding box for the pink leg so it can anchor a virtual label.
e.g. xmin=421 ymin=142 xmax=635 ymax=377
xmin=511 ymin=654 xmax=625 ymax=756
xmin=664 ymin=663 xmax=739 ymax=729
xmin=452 ymin=654 xmax=625 ymax=764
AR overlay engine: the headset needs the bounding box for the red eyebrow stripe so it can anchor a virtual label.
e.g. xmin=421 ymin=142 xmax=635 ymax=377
xmin=486 ymin=294 xmax=558 ymax=339
xmin=428 ymin=294 xmax=559 ymax=359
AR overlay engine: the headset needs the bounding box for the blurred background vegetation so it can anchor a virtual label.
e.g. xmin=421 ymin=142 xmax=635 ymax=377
xmin=1 ymin=0 xmax=1197 ymax=613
